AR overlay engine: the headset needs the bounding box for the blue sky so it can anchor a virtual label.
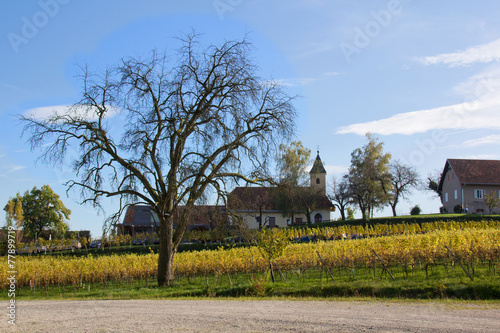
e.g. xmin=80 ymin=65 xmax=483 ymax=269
xmin=2 ymin=0 xmax=500 ymax=237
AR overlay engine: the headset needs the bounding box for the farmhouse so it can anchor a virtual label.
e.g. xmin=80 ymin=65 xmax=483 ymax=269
xmin=117 ymin=204 xmax=218 ymax=236
xmin=438 ymin=158 xmax=500 ymax=214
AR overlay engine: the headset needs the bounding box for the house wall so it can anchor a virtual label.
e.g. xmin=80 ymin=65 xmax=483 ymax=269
xmin=462 ymin=185 xmax=500 ymax=214
xmin=441 ymin=168 xmax=462 ymax=213
xmin=442 ymin=168 xmax=500 ymax=214
xmin=237 ymin=209 xmax=331 ymax=229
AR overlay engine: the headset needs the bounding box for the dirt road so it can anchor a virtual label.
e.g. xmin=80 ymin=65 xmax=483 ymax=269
xmin=3 ymin=299 xmax=500 ymax=332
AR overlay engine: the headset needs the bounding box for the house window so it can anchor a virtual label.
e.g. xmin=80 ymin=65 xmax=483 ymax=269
xmin=474 ymin=189 xmax=484 ymax=199
xmin=316 ymin=178 xmax=320 ymax=184
xmin=454 ymin=190 xmax=458 ymax=200
xmin=295 ymin=218 xmax=303 ymax=225
xmin=444 ymin=192 xmax=448 ymax=202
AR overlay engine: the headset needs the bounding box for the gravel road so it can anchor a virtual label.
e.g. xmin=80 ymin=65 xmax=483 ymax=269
xmin=3 ymin=299 xmax=500 ymax=332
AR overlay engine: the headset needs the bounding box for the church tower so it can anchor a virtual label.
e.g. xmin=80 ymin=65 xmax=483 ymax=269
xmin=309 ymin=151 xmax=327 ymax=193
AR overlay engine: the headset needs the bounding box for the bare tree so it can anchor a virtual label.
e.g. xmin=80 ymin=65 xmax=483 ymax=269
xmin=21 ymin=33 xmax=295 ymax=286
xmin=328 ymin=175 xmax=352 ymax=220
xmin=382 ymin=160 xmax=420 ymax=216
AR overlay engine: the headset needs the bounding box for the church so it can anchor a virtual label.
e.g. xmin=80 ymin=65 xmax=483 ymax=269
xmin=227 ymin=152 xmax=334 ymax=229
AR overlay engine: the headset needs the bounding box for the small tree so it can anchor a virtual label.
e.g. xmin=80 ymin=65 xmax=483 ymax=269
xmin=3 ymin=192 xmax=24 ymax=243
xmin=427 ymin=169 xmax=443 ymax=202
xmin=346 ymin=207 xmax=355 ymax=220
xmin=410 ymin=205 xmax=421 ymax=215
xmin=328 ymin=175 xmax=352 ymax=220
xmin=484 ymin=191 xmax=500 ymax=214
xmin=383 ymin=160 xmax=420 ymax=216
xmin=255 ymin=229 xmax=289 ymax=282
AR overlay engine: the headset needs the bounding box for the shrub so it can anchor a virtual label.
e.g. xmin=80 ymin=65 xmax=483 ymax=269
xmin=410 ymin=205 xmax=421 ymax=215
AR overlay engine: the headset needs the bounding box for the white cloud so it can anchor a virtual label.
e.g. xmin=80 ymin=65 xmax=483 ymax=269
xmin=270 ymin=78 xmax=318 ymax=87
xmin=9 ymin=165 xmax=26 ymax=172
xmin=24 ymin=104 xmax=120 ymax=121
xmin=463 ymin=135 xmax=500 ymax=148
xmin=460 ymin=153 xmax=500 ymax=160
xmin=324 ymin=71 xmax=342 ymax=77
xmin=337 ymin=96 xmax=500 ymax=135
xmin=338 ymin=66 xmax=500 ymax=136
xmin=452 ymin=65 xmax=500 ymax=99
xmin=415 ymin=38 xmax=500 ymax=67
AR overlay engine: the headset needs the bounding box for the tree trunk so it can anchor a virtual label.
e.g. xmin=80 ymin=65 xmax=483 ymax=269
xmin=339 ymin=205 xmax=346 ymax=220
xmin=157 ymin=214 xmax=176 ymax=286
xmin=391 ymin=204 xmax=397 ymax=217
xmin=358 ymin=201 xmax=368 ymax=221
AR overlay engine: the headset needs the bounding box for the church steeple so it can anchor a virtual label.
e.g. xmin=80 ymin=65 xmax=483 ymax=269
xmin=309 ymin=151 xmax=326 ymax=193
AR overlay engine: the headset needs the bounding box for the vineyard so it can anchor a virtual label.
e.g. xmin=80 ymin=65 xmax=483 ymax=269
xmin=2 ymin=220 xmax=500 ymax=300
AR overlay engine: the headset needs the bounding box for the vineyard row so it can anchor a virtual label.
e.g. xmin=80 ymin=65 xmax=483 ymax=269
xmin=2 ymin=227 xmax=499 ymax=290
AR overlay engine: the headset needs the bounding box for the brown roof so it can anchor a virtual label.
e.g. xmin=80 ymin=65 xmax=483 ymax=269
xmin=228 ymin=187 xmax=278 ymax=211
xmin=439 ymin=159 xmax=500 ymax=190
xmin=309 ymin=152 xmax=327 ymax=174
xmin=228 ymin=186 xmax=333 ymax=211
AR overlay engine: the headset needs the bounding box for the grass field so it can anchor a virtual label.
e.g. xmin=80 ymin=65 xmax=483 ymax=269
xmin=5 ymin=262 xmax=500 ymax=301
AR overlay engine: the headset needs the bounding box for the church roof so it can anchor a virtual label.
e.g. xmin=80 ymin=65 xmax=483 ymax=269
xmin=228 ymin=186 xmax=333 ymax=211
xmin=309 ymin=151 xmax=326 ymax=174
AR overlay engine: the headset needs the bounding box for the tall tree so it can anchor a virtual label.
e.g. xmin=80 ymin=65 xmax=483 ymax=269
xmin=4 ymin=185 xmax=70 ymax=240
xmin=277 ymin=141 xmax=311 ymax=186
xmin=328 ymin=175 xmax=352 ymax=220
xmin=382 ymin=160 xmax=420 ymax=216
xmin=3 ymin=193 xmax=24 ymax=243
xmin=348 ymin=133 xmax=391 ymax=220
xmin=276 ymin=141 xmax=311 ymax=224
xmin=21 ymin=33 xmax=295 ymax=286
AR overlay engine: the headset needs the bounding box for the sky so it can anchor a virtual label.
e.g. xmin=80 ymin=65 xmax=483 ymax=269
xmin=2 ymin=0 xmax=500 ymax=237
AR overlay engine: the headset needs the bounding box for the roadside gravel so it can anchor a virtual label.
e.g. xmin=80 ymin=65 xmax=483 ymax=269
xmin=3 ymin=299 xmax=500 ymax=332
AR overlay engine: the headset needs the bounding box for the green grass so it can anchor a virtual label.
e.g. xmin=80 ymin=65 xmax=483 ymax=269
xmin=301 ymin=213 xmax=500 ymax=229
xmin=4 ymin=261 xmax=500 ymax=301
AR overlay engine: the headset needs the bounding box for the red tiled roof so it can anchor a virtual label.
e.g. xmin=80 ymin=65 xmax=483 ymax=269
xmin=444 ymin=159 xmax=500 ymax=185
xmin=228 ymin=186 xmax=333 ymax=211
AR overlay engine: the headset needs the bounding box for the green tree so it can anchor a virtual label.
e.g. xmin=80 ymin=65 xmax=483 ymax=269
xmin=348 ymin=133 xmax=391 ymax=220
xmin=277 ymin=141 xmax=311 ymax=186
xmin=255 ymin=229 xmax=289 ymax=282
xmin=427 ymin=169 xmax=443 ymax=202
xmin=275 ymin=142 xmax=325 ymax=225
xmin=484 ymin=191 xmax=500 ymax=214
xmin=346 ymin=206 xmax=355 ymax=220
xmin=410 ymin=205 xmax=421 ymax=215
xmin=21 ymin=33 xmax=295 ymax=286
xmin=3 ymin=193 xmax=24 ymax=243
xmin=18 ymin=185 xmax=70 ymax=240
